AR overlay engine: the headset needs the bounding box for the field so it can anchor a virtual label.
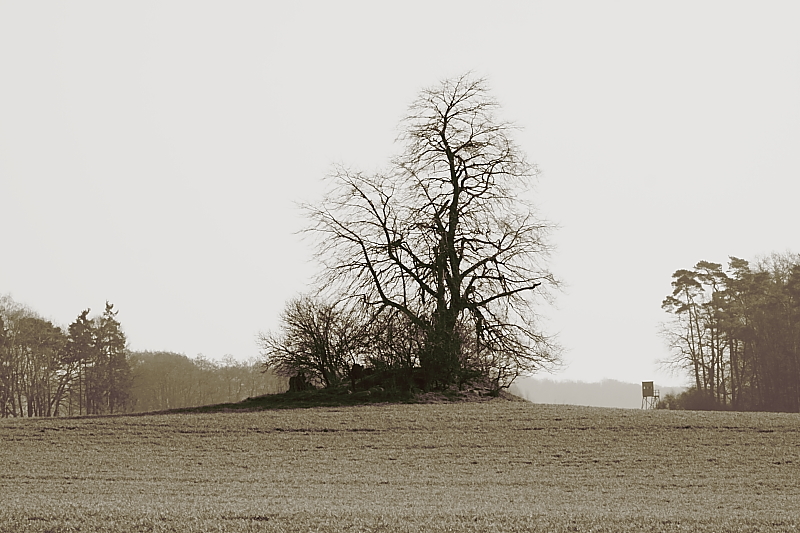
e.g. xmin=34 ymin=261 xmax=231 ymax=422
xmin=1 ymin=400 xmax=799 ymax=532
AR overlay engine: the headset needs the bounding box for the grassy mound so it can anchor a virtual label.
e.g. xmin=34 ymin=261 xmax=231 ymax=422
xmin=152 ymin=386 xmax=522 ymax=415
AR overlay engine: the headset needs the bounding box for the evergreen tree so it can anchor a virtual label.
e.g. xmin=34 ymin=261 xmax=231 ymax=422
xmin=65 ymin=309 xmax=97 ymax=415
xmin=92 ymin=302 xmax=131 ymax=414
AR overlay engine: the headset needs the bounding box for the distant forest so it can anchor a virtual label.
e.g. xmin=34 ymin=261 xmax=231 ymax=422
xmin=0 ymin=295 xmax=286 ymax=417
xmin=128 ymin=351 xmax=285 ymax=412
xmin=662 ymin=253 xmax=800 ymax=412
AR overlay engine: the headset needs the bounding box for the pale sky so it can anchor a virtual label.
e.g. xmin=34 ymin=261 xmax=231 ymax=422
xmin=2 ymin=2 xmax=798 ymax=388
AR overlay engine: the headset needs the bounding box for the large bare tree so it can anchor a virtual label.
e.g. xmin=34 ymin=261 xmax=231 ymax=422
xmin=306 ymin=74 xmax=560 ymax=390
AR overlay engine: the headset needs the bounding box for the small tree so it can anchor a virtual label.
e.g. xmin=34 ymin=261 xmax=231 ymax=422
xmin=366 ymin=309 xmax=425 ymax=392
xmin=258 ymin=296 xmax=372 ymax=389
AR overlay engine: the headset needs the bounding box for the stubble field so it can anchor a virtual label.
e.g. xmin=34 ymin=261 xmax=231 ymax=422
xmin=1 ymin=400 xmax=799 ymax=532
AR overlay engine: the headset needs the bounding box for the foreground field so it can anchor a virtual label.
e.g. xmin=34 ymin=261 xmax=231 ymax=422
xmin=1 ymin=401 xmax=799 ymax=532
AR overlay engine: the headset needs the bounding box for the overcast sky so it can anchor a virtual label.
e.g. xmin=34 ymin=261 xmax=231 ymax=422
xmin=1 ymin=2 xmax=798 ymax=387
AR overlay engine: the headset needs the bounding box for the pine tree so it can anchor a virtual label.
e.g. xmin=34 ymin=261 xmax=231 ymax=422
xmin=93 ymin=302 xmax=131 ymax=414
xmin=65 ymin=309 xmax=96 ymax=415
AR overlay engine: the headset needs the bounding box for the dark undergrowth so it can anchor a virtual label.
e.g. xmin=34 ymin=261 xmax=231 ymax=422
xmin=132 ymin=386 xmax=522 ymax=416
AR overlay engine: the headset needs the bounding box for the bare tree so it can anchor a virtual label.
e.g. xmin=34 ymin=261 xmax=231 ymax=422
xmin=306 ymin=74 xmax=560 ymax=390
xmin=258 ymin=296 xmax=373 ymax=389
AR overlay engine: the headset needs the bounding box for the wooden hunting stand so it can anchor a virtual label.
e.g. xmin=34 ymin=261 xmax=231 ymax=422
xmin=641 ymin=381 xmax=659 ymax=409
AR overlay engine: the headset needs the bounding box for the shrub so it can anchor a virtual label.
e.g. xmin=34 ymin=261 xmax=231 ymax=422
xmin=658 ymin=387 xmax=726 ymax=411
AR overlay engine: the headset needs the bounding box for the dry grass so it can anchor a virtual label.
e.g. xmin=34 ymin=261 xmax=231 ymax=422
xmin=1 ymin=401 xmax=799 ymax=532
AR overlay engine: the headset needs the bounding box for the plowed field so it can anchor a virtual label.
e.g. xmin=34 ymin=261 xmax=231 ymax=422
xmin=1 ymin=402 xmax=798 ymax=532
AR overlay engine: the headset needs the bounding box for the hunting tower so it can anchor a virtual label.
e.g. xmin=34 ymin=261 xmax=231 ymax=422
xmin=641 ymin=381 xmax=659 ymax=409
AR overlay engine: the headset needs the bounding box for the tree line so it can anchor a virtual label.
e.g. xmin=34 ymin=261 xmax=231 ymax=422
xmin=259 ymin=74 xmax=560 ymax=395
xmin=128 ymin=351 xmax=286 ymax=412
xmin=0 ymin=296 xmax=130 ymax=416
xmin=0 ymin=295 xmax=285 ymax=417
xmin=661 ymin=253 xmax=800 ymax=411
